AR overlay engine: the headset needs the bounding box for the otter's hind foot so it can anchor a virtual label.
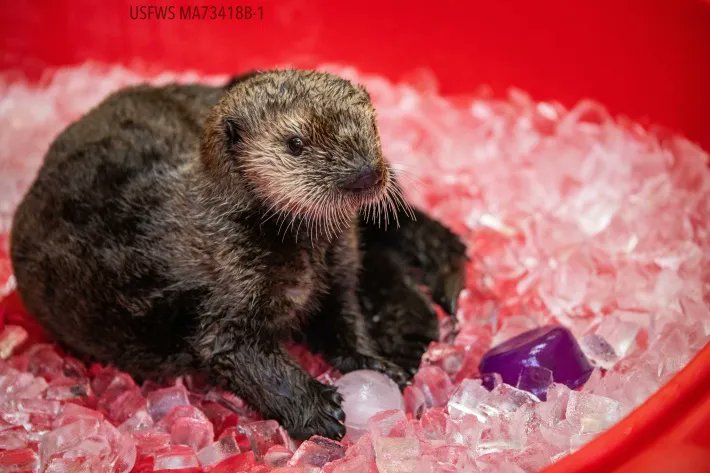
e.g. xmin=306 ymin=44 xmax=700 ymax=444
xmin=359 ymin=246 xmax=440 ymax=377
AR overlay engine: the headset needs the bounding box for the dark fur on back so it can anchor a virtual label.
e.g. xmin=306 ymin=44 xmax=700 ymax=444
xmin=10 ymin=71 xmax=466 ymax=440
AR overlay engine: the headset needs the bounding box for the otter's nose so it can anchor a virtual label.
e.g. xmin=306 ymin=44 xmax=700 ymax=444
xmin=344 ymin=166 xmax=382 ymax=191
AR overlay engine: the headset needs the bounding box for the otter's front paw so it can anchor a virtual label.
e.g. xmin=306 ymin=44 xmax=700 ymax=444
xmin=333 ymin=352 xmax=409 ymax=389
xmin=361 ymin=355 xmax=410 ymax=388
xmin=286 ymin=382 xmax=345 ymax=440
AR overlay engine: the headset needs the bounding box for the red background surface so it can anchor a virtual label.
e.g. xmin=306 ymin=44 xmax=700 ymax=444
xmin=1 ymin=0 xmax=709 ymax=150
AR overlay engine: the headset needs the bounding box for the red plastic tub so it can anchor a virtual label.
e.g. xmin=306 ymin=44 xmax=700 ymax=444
xmin=1 ymin=1 xmax=709 ymax=471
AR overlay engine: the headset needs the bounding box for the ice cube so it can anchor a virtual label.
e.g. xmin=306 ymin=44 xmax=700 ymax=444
xmin=447 ymin=379 xmax=490 ymax=422
xmin=491 ymin=316 xmax=539 ymax=347
xmin=580 ymin=334 xmax=618 ymax=370
xmin=334 ymin=370 xmax=404 ymax=440
xmin=157 ymin=404 xmax=210 ymax=430
xmin=368 ymin=413 xmax=421 ymax=470
xmin=44 ymin=456 xmax=101 ymax=473
xmin=288 ymin=435 xmax=346 ymax=470
xmin=118 ymin=408 xmax=154 ymax=433
xmin=206 ymin=451 xmax=256 ymax=473
xmin=170 ymin=416 xmax=214 ymax=451
xmin=199 ymin=400 xmax=239 ymax=438
xmin=15 ymin=398 xmax=61 ymax=416
xmin=133 ymin=431 xmax=172 ymax=457
xmin=484 ymin=383 xmax=540 ymax=419
xmin=413 ymin=366 xmax=454 ymax=408
xmin=419 ymin=408 xmax=447 ymax=443
xmin=153 ymin=445 xmax=200 ymax=470
xmin=61 ymin=356 xmax=88 ymax=379
xmin=367 ymin=409 xmax=412 ymax=439
xmin=596 ymin=316 xmax=639 ymax=358
xmin=516 ymin=366 xmax=553 ymax=400
xmin=70 ymin=436 xmax=112 ymax=459
xmin=403 ymin=385 xmax=426 ymax=419
xmin=25 ymin=344 xmax=65 ymax=381
xmin=54 ymin=403 xmax=104 ymax=427
xmin=219 ymin=425 xmax=252 ymax=453
xmin=651 ymin=326 xmax=694 ymax=382
xmin=89 ymin=366 xmax=121 ymax=397
xmin=111 ymin=427 xmax=137 ymax=473
xmin=421 ymin=343 xmax=465 ymax=376
xmin=534 ymin=383 xmax=570 ymax=427
xmin=347 ymin=432 xmax=375 ymax=461
xmin=326 ymin=455 xmax=372 ymax=473
xmin=570 ymin=431 xmax=599 ymax=450
xmin=244 ymin=420 xmax=291 ymax=460
xmin=372 ymin=436 xmax=422 ymax=473
xmin=39 ymin=418 xmax=100 ymax=467
xmin=98 ymin=373 xmax=137 ymax=408
xmin=146 ymin=385 xmax=190 ymax=422
xmin=1 ymin=372 xmax=48 ymax=400
xmin=537 ymin=253 xmax=591 ymax=315
xmin=479 ymin=326 xmax=593 ymax=393
xmin=45 ymin=377 xmax=92 ymax=402
xmin=431 ymin=444 xmax=473 ymax=470
xmin=108 ymin=388 xmax=146 ymax=423
xmin=497 ymin=461 xmax=528 ymax=473
xmin=264 ymin=445 xmax=292 ymax=467
xmin=680 ymin=296 xmax=710 ymax=335
xmin=565 ymin=391 xmax=621 ymax=434
xmin=446 ymin=413 xmax=484 ymax=448
xmin=197 ymin=434 xmax=241 ymax=469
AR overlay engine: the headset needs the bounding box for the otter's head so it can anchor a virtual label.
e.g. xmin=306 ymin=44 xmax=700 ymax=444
xmin=201 ymin=70 xmax=408 ymax=238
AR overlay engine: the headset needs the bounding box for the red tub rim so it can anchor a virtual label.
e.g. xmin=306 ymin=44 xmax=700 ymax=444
xmin=541 ymin=341 xmax=710 ymax=473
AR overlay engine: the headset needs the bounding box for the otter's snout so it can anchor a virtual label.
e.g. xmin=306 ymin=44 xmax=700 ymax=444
xmin=343 ymin=164 xmax=383 ymax=191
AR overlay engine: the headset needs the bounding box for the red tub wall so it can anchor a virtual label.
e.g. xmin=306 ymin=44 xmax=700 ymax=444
xmin=1 ymin=0 xmax=709 ymax=150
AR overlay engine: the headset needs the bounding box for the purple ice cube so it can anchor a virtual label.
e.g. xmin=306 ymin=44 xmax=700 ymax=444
xmin=479 ymin=326 xmax=592 ymax=398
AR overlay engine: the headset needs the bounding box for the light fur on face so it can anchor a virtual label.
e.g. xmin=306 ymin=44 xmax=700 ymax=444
xmin=211 ymin=69 xmax=414 ymax=243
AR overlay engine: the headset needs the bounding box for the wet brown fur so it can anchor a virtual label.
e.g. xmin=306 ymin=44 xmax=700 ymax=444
xmin=10 ymin=70 xmax=467 ymax=439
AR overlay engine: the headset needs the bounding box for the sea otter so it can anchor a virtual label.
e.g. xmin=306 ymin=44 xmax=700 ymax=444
xmin=10 ymin=70 xmax=466 ymax=439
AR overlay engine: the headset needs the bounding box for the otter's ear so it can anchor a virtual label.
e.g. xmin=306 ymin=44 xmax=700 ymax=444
xmin=224 ymin=118 xmax=242 ymax=147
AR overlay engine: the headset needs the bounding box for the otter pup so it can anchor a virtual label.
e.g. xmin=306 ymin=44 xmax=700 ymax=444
xmin=11 ymin=70 xmax=466 ymax=440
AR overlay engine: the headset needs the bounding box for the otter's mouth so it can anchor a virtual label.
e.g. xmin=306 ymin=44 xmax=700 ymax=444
xmin=341 ymin=162 xmax=390 ymax=202
xmin=352 ymin=165 xmax=412 ymax=230
xmin=342 ymin=166 xmax=383 ymax=192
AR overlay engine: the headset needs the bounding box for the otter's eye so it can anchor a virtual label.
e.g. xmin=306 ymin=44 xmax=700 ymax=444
xmin=287 ymin=136 xmax=304 ymax=156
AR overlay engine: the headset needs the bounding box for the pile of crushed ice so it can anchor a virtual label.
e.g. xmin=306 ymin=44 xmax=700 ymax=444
xmin=0 ymin=63 xmax=708 ymax=472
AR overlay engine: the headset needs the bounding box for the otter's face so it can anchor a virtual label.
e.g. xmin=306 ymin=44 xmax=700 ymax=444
xmin=206 ymin=70 xmax=408 ymax=237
